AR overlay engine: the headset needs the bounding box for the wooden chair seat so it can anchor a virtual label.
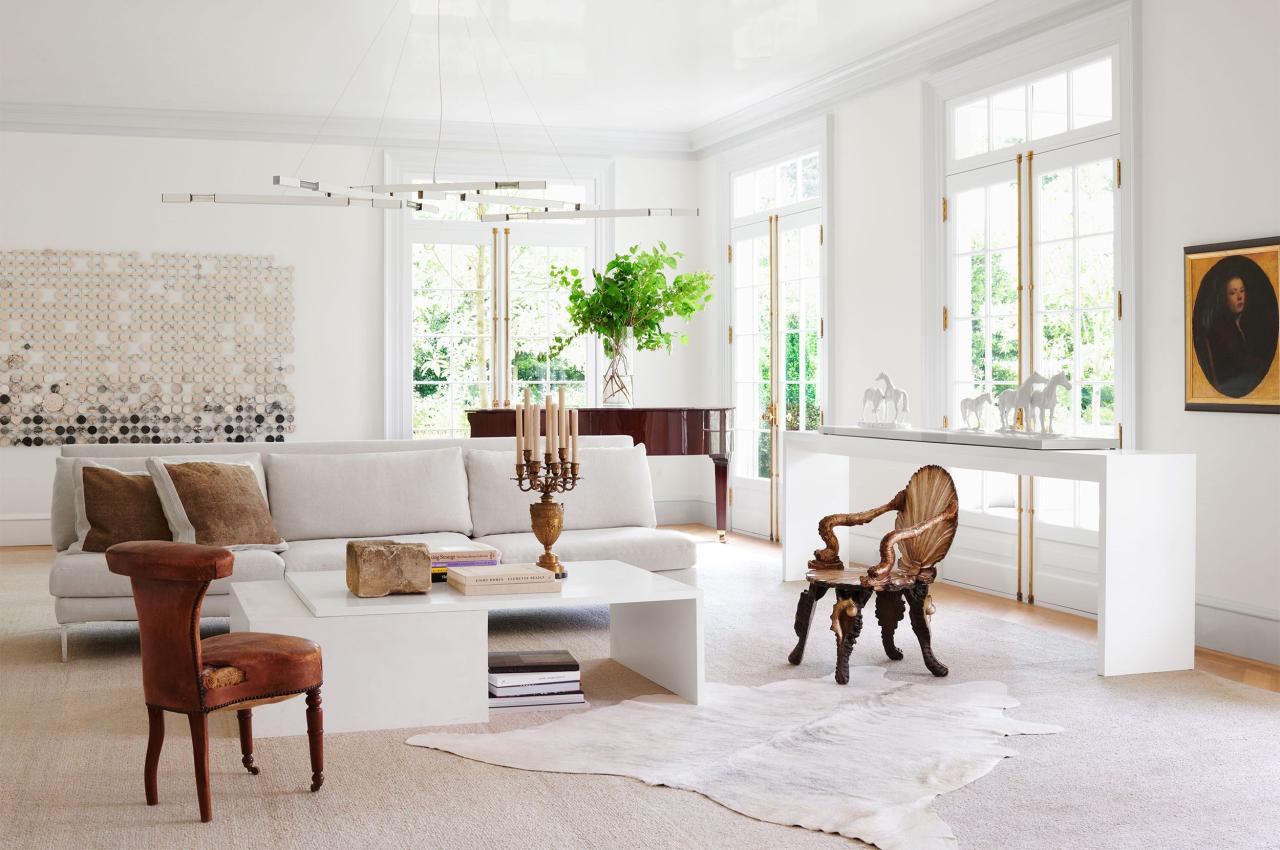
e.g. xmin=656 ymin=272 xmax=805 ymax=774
xmin=200 ymin=632 xmax=322 ymax=711
xmin=805 ymin=566 xmax=874 ymax=585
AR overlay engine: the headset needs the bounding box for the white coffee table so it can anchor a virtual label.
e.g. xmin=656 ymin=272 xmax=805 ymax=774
xmin=229 ymin=560 xmax=703 ymax=737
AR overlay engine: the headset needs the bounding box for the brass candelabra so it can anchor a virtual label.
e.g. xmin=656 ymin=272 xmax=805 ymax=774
xmin=514 ymin=447 xmax=581 ymax=579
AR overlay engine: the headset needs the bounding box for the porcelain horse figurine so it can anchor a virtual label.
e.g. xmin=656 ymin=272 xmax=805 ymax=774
xmin=1030 ymin=372 xmax=1071 ymax=434
xmin=996 ymin=372 xmax=1046 ymax=431
xmin=861 ymin=386 xmax=885 ymax=423
xmin=959 ymin=393 xmax=992 ymax=430
xmin=875 ymin=373 xmax=910 ymax=425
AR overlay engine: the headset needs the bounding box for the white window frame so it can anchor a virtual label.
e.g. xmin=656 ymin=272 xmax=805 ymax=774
xmin=715 ymin=115 xmax=833 ymax=413
xmin=921 ymin=2 xmax=1138 ymax=447
xmin=383 ymin=149 xmax=613 ymax=438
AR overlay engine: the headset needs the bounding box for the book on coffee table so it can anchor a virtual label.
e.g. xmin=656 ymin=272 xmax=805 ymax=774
xmin=487 ymin=650 xmax=585 ymax=711
xmin=447 ymin=564 xmax=559 ymax=595
xmin=429 ymin=546 xmax=500 ymax=582
xmin=488 ymin=690 xmax=586 ymax=708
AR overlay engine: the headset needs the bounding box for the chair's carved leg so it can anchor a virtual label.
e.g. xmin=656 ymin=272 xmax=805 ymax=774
xmin=788 ymin=584 xmax=828 ymax=665
xmin=145 ymin=705 xmax=164 ymax=805
xmin=832 ymin=587 xmax=871 ymax=685
xmin=305 ymin=687 xmax=324 ymax=792
xmin=906 ymin=583 xmax=948 ymax=677
xmin=188 ymin=712 xmax=212 ymax=822
xmin=875 ymin=590 xmax=906 ymax=661
xmin=236 ymin=709 xmax=259 ymax=775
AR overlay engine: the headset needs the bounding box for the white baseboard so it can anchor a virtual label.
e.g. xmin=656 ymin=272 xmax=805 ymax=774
xmin=1195 ymin=595 xmax=1280 ymax=667
xmin=0 ymin=514 xmax=51 ymax=547
xmin=655 ymin=499 xmax=716 ymax=528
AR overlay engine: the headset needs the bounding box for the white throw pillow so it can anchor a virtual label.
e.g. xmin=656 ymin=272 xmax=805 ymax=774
xmin=465 ymin=445 xmax=657 ymax=537
xmin=264 ymin=448 xmax=472 ymax=541
xmin=65 ymin=453 xmax=268 ymax=553
xmin=146 ymin=455 xmax=286 ymax=552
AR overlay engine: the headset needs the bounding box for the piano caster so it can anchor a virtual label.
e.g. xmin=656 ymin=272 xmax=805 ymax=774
xmin=717 ymin=530 xmax=727 ymax=543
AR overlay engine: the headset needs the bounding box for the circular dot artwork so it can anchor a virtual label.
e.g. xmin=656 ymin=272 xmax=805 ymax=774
xmin=0 ymin=250 xmax=296 ymax=447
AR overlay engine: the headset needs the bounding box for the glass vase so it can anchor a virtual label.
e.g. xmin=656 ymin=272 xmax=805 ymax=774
xmin=601 ymin=333 xmax=636 ymax=407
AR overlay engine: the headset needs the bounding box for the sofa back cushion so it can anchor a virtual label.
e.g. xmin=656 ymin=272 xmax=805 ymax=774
xmin=265 ymin=448 xmax=472 ymax=541
xmin=465 ymin=445 xmax=657 ymax=537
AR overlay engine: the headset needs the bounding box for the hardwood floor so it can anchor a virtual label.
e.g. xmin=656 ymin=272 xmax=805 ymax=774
xmin=5 ymin=530 xmax=1277 ymax=693
xmin=668 ymin=523 xmax=1280 ymax=693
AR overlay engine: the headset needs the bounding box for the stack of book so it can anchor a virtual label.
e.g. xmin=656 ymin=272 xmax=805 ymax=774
xmin=488 ymin=650 xmax=585 ymax=711
xmin=429 ymin=546 xmax=500 ymax=583
xmin=446 ymin=563 xmax=561 ymax=595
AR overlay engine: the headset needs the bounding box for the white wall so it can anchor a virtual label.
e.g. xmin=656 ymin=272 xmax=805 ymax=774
xmin=828 ymin=79 xmax=926 ymax=426
xmin=0 ymin=134 xmax=710 ymax=543
xmin=1138 ymin=0 xmax=1280 ymax=660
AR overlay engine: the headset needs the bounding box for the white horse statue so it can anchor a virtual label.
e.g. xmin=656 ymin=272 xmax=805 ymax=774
xmin=876 ymin=372 xmax=910 ymax=424
xmin=1030 ymin=372 xmax=1071 ymax=434
xmin=861 ymin=386 xmax=885 ymax=423
xmin=960 ymin=392 xmax=992 ymax=430
xmin=996 ymin=372 xmax=1046 ymax=431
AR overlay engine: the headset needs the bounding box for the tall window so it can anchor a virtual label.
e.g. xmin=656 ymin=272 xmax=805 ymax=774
xmin=943 ymin=49 xmax=1122 ymax=531
xmin=728 ymin=147 xmax=825 ymax=539
xmin=405 ymin=181 xmax=594 ymax=437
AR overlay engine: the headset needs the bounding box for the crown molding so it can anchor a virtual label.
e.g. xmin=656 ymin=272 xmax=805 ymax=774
xmin=688 ymin=0 xmax=1126 ymax=155
xmin=0 ymin=102 xmax=696 ymax=159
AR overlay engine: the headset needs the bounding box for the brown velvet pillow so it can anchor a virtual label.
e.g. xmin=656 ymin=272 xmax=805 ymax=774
xmin=80 ymin=467 xmax=173 ymax=552
xmin=148 ymin=459 xmax=286 ymax=551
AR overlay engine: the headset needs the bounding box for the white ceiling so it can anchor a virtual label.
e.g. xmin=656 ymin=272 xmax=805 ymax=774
xmin=0 ymin=0 xmax=995 ymax=135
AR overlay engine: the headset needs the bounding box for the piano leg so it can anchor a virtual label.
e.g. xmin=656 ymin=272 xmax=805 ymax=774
xmin=712 ymin=455 xmax=729 ymax=543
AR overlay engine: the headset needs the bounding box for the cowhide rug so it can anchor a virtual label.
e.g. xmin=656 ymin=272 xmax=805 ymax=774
xmin=407 ymin=668 xmax=1060 ymax=850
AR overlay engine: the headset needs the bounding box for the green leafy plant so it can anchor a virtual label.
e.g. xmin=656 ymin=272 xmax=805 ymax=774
xmin=548 ymin=242 xmax=714 ymax=361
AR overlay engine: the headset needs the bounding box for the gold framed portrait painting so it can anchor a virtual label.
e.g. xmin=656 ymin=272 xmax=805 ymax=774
xmin=1185 ymin=236 xmax=1280 ymax=413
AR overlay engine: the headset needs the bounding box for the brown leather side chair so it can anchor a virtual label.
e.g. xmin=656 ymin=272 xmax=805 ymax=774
xmin=106 ymin=540 xmax=325 ymax=823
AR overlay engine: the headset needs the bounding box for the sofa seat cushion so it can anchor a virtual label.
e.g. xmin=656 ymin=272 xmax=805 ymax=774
xmin=49 ymin=549 xmax=285 ymax=598
xmin=280 ymin=532 xmax=478 ymax=573
xmin=472 ymin=527 xmax=696 ymax=573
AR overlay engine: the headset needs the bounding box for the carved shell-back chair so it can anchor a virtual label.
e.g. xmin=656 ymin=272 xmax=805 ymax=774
xmin=788 ymin=465 xmax=959 ymax=682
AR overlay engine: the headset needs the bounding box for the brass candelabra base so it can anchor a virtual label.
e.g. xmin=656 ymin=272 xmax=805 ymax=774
xmin=530 ymin=497 xmax=567 ymax=579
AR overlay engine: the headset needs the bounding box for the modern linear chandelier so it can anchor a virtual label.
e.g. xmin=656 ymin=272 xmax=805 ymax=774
xmin=163 ymin=0 xmax=698 ymax=222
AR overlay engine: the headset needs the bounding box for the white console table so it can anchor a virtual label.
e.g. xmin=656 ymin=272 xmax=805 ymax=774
xmin=781 ymin=430 xmax=1196 ymax=677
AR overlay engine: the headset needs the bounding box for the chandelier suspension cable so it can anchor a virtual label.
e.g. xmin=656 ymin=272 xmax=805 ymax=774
xmin=362 ymin=7 xmax=416 ymax=186
xmin=463 ymin=14 xmax=509 ymax=180
xmin=432 ymin=0 xmax=444 ymax=182
xmin=293 ymin=0 xmax=404 ymax=179
xmin=470 ymin=0 xmax=573 ymax=182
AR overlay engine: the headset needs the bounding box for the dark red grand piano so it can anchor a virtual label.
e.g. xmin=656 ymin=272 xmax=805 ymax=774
xmin=467 ymin=407 xmax=732 ymax=542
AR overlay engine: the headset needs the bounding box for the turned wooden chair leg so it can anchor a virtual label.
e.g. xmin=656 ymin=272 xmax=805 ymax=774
xmin=236 ymin=709 xmax=260 ymax=775
xmin=905 ymin=583 xmax=948 ymax=677
xmin=188 ymin=713 xmax=212 ymax=822
xmin=875 ymin=590 xmax=906 ymax=661
xmin=305 ymin=687 xmax=324 ymax=792
xmin=787 ymin=584 xmax=828 ymax=665
xmin=144 ymin=705 xmax=165 ymax=805
xmin=832 ymin=587 xmax=872 ymax=685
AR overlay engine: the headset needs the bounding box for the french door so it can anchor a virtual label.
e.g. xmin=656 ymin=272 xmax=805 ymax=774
xmin=729 ymin=207 xmax=823 ymax=539
xmin=943 ymin=135 xmax=1121 ymax=611
xmin=409 ymin=230 xmax=496 ymax=438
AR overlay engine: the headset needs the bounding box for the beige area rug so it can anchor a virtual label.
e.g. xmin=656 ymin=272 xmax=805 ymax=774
xmin=409 ymin=670 xmax=1060 ymax=850
xmin=2 ymin=538 xmax=1280 ymax=849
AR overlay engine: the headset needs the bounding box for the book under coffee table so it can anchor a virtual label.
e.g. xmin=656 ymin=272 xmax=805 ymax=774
xmin=229 ymin=559 xmax=704 ymax=737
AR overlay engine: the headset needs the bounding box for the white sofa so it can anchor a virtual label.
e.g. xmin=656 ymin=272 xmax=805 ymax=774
xmin=50 ymin=436 xmax=696 ymax=657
